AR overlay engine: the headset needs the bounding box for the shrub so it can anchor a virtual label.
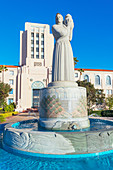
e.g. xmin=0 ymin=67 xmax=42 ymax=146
xmin=11 ymin=102 xmax=16 ymax=109
xmin=0 ymin=115 xmax=5 ymax=123
xmin=89 ymin=110 xmax=102 ymax=117
xmin=101 ymin=110 xmax=113 ymax=117
xmin=4 ymin=104 xmax=14 ymax=112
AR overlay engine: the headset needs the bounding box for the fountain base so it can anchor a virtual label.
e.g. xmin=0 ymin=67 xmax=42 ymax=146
xmin=39 ymin=81 xmax=89 ymax=130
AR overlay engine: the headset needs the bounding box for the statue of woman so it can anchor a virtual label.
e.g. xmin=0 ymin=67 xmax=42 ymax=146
xmin=52 ymin=13 xmax=75 ymax=82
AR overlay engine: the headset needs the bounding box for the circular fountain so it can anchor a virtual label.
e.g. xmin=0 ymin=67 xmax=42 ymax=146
xmin=2 ymin=118 xmax=113 ymax=158
xmin=2 ymin=13 xmax=113 ymax=158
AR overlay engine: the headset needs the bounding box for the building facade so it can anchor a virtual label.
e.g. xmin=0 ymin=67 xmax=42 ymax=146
xmin=0 ymin=22 xmax=113 ymax=111
xmin=74 ymin=68 xmax=113 ymax=96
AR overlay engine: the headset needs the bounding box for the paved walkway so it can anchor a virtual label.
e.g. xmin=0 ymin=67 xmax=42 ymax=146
xmin=0 ymin=112 xmax=39 ymax=125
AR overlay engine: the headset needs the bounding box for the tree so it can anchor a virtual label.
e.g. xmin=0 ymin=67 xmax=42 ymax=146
xmin=73 ymin=57 xmax=79 ymax=67
xmin=77 ymin=80 xmax=105 ymax=112
xmin=95 ymin=89 xmax=105 ymax=105
xmin=0 ymin=65 xmax=8 ymax=82
xmin=78 ymin=69 xmax=84 ymax=80
xmin=0 ymin=82 xmax=12 ymax=108
xmin=106 ymin=95 xmax=113 ymax=110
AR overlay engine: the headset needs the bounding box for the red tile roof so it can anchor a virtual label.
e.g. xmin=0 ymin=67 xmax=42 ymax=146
xmin=0 ymin=65 xmax=19 ymax=68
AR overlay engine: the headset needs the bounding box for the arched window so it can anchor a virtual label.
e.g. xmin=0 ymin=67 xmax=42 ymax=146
xmin=95 ymin=75 xmax=100 ymax=85
xmin=106 ymin=75 xmax=111 ymax=85
xmin=84 ymin=75 xmax=89 ymax=82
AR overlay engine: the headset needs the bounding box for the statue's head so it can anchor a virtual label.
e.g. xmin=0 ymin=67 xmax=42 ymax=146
xmin=64 ymin=14 xmax=74 ymax=29
xmin=55 ymin=13 xmax=63 ymax=24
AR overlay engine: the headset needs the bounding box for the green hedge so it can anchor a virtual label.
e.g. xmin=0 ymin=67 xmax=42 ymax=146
xmin=89 ymin=110 xmax=113 ymax=117
xmin=101 ymin=110 xmax=113 ymax=117
xmin=90 ymin=110 xmax=102 ymax=117
xmin=0 ymin=111 xmax=18 ymax=123
xmin=0 ymin=115 xmax=6 ymax=123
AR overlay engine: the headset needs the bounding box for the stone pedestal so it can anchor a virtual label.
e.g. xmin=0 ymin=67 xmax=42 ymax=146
xmin=39 ymin=81 xmax=90 ymax=130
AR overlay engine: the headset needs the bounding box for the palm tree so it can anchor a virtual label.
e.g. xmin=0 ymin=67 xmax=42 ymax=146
xmin=0 ymin=65 xmax=8 ymax=82
xmin=78 ymin=68 xmax=84 ymax=81
xmin=73 ymin=57 xmax=79 ymax=67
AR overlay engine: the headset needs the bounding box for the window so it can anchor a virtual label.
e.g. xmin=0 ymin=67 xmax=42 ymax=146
xmin=36 ymin=48 xmax=39 ymax=52
xmin=31 ymin=54 xmax=34 ymax=58
xmin=41 ymin=55 xmax=44 ymax=59
xmin=75 ymin=73 xmax=78 ymax=78
xmin=41 ymin=33 xmax=44 ymax=38
xmin=8 ymin=98 xmax=13 ymax=105
xmin=31 ymin=47 xmax=34 ymax=52
xmin=36 ymin=55 xmax=39 ymax=59
xmin=36 ymin=33 xmax=39 ymax=38
xmin=84 ymin=75 xmax=89 ymax=82
xmin=9 ymin=89 xmax=13 ymax=94
xmin=36 ymin=40 xmax=39 ymax=44
xmin=31 ymin=33 xmax=34 ymax=40
xmin=95 ymin=75 xmax=100 ymax=85
xmin=9 ymin=71 xmax=14 ymax=75
xmin=31 ymin=32 xmax=34 ymax=37
xmin=41 ymin=48 xmax=44 ymax=52
xmin=106 ymin=90 xmax=112 ymax=95
xmin=31 ymin=40 xmax=34 ymax=44
xmin=9 ymin=79 xmax=14 ymax=85
xmin=41 ymin=41 xmax=44 ymax=45
xmin=106 ymin=75 xmax=111 ymax=85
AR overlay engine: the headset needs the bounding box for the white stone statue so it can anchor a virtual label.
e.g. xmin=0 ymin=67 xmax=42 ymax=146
xmin=52 ymin=13 xmax=75 ymax=82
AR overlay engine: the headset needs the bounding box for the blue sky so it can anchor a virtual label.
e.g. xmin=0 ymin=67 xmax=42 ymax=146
xmin=0 ymin=0 xmax=113 ymax=69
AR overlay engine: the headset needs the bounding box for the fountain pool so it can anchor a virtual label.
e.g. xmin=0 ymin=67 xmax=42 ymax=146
xmin=2 ymin=118 xmax=113 ymax=158
xmin=1 ymin=121 xmax=113 ymax=170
